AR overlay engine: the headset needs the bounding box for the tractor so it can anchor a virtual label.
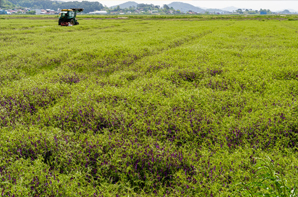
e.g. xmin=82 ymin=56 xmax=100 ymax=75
xmin=58 ymin=8 xmax=84 ymax=26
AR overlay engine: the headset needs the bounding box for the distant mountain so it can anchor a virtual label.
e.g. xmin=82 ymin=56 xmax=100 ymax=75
xmin=278 ymin=9 xmax=291 ymax=14
xmin=271 ymin=9 xmax=296 ymax=13
xmin=167 ymin=2 xmax=205 ymax=13
xmin=206 ymin=9 xmax=225 ymax=12
xmin=110 ymin=1 xmax=138 ymax=9
xmin=288 ymin=9 xmax=297 ymax=12
xmin=221 ymin=6 xmax=238 ymax=12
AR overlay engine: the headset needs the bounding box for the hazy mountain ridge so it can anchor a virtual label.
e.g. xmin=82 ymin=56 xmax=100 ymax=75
xmin=109 ymin=1 xmax=233 ymax=13
xmin=167 ymin=2 xmax=205 ymax=13
xmin=206 ymin=8 xmax=226 ymax=12
xmin=221 ymin=6 xmax=239 ymax=12
xmin=108 ymin=2 xmax=297 ymax=13
xmin=110 ymin=1 xmax=138 ymax=9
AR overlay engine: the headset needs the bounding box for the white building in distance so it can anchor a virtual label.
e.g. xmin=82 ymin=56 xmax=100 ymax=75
xmin=89 ymin=11 xmax=107 ymax=15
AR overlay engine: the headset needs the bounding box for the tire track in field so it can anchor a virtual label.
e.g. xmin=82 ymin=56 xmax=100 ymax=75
xmin=89 ymin=29 xmax=217 ymax=77
xmin=99 ymin=22 xmax=236 ymax=88
xmin=280 ymin=23 xmax=298 ymax=32
xmin=103 ymin=23 xmax=235 ymax=79
xmin=85 ymin=22 xmax=237 ymax=89
xmin=128 ymin=31 xmax=214 ymax=64
xmin=113 ymin=22 xmax=235 ymax=70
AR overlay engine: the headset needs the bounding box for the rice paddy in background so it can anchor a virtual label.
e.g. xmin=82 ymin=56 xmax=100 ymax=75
xmin=1 ymin=16 xmax=298 ymax=196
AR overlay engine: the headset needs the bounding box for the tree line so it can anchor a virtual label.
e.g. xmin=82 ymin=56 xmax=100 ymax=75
xmin=3 ymin=0 xmax=103 ymax=13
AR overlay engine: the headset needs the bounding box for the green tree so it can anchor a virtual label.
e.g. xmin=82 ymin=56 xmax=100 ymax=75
xmin=163 ymin=4 xmax=169 ymax=10
xmin=6 ymin=0 xmax=104 ymax=13
xmin=1 ymin=0 xmax=16 ymax=9
xmin=236 ymin=9 xmax=243 ymax=14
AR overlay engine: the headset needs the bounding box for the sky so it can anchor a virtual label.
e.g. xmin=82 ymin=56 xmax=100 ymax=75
xmin=90 ymin=1 xmax=298 ymax=11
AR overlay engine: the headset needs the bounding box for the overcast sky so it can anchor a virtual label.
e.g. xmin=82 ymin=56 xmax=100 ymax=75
xmin=93 ymin=1 xmax=298 ymax=11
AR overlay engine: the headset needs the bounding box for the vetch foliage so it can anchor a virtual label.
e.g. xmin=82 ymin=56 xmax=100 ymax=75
xmin=1 ymin=16 xmax=298 ymax=196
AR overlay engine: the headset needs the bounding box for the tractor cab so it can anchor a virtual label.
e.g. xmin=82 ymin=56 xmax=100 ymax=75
xmin=60 ymin=11 xmax=72 ymax=18
xmin=59 ymin=8 xmax=83 ymax=26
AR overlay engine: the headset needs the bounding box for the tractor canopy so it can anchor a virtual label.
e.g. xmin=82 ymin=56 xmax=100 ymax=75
xmin=70 ymin=8 xmax=84 ymax=12
xmin=60 ymin=8 xmax=84 ymax=13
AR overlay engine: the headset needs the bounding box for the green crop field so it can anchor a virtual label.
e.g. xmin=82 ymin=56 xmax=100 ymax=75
xmin=1 ymin=16 xmax=298 ymax=196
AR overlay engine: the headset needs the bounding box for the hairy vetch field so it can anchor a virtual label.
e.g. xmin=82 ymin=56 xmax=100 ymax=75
xmin=1 ymin=16 xmax=298 ymax=196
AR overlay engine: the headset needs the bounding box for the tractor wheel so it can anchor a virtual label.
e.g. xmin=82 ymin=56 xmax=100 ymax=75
xmin=70 ymin=19 xmax=75 ymax=25
xmin=75 ymin=21 xmax=79 ymax=25
xmin=58 ymin=20 xmax=61 ymax=25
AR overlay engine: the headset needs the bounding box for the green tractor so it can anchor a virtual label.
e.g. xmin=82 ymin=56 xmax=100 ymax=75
xmin=58 ymin=8 xmax=84 ymax=26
